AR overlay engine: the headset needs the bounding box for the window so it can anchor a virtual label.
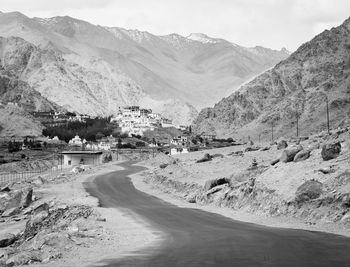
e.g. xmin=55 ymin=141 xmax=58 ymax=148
xmin=68 ymin=160 xmax=71 ymax=165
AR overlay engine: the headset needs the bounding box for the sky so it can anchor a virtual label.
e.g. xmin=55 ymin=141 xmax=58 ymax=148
xmin=1 ymin=0 xmax=349 ymax=51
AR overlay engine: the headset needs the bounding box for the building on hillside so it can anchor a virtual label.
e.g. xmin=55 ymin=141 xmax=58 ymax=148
xmin=61 ymin=151 xmax=103 ymax=166
xmin=170 ymin=147 xmax=189 ymax=155
xmin=68 ymin=135 xmax=86 ymax=146
xmin=201 ymin=133 xmax=217 ymax=141
xmin=170 ymin=136 xmax=188 ymax=146
xmin=161 ymin=118 xmax=174 ymax=128
xmin=98 ymin=142 xmax=111 ymax=151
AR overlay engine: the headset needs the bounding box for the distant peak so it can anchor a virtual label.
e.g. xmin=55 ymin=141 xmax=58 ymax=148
xmin=280 ymin=47 xmax=291 ymax=54
xmin=187 ymin=33 xmax=217 ymax=43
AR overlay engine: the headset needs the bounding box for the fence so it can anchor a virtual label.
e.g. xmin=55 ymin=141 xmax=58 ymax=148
xmin=0 ymin=165 xmax=71 ymax=186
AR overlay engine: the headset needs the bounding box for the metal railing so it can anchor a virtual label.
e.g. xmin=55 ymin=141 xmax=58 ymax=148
xmin=0 ymin=165 xmax=70 ymax=186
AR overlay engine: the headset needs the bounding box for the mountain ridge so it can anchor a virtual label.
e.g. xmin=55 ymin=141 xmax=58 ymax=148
xmin=0 ymin=11 xmax=288 ymax=130
xmin=192 ymin=17 xmax=350 ymax=140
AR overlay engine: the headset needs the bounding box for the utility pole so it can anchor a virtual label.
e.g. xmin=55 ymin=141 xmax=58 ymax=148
xmin=296 ymin=112 xmax=299 ymax=137
xmin=326 ymin=95 xmax=330 ymax=134
xmin=271 ymin=122 xmax=274 ymax=142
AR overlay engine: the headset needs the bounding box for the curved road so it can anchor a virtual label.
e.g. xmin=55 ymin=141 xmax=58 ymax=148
xmin=85 ymin=162 xmax=350 ymax=267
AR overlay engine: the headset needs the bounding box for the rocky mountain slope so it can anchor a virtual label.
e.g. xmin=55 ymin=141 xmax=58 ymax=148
xmin=193 ymin=17 xmax=350 ymax=140
xmin=0 ymin=11 xmax=288 ymax=126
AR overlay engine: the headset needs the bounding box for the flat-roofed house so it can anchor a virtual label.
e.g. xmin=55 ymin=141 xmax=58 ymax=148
xmin=61 ymin=151 xmax=103 ymax=166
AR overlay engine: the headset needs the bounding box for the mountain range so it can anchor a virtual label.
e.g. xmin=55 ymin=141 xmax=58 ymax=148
xmin=0 ymin=11 xmax=288 ymax=130
xmin=192 ymin=17 xmax=350 ymax=140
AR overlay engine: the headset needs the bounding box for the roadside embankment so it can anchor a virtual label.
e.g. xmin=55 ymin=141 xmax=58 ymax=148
xmin=0 ymin=162 xmax=157 ymax=266
xmin=131 ymin=127 xmax=350 ymax=237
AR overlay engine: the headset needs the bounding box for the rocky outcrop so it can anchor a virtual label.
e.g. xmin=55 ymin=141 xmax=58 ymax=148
xmin=192 ymin=17 xmax=350 ymax=139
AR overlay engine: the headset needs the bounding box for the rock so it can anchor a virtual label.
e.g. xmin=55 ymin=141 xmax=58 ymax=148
xmin=204 ymin=177 xmax=230 ymax=191
xmin=277 ymin=140 xmax=288 ymax=150
xmin=29 ymin=210 xmax=49 ymax=227
xmin=159 ymin=163 xmax=168 ymax=169
xmin=96 ymin=217 xmax=106 ymax=222
xmin=32 ymin=176 xmax=44 ymax=185
xmin=185 ymin=194 xmax=197 ymax=203
xmin=321 ymin=142 xmax=341 ymax=161
xmin=260 ymin=146 xmax=270 ymax=151
xmin=340 ymin=213 xmax=350 ymax=224
xmin=1 ymin=207 xmax=20 ymax=217
xmin=244 ymin=146 xmax=260 ymax=152
xmin=2 ymin=187 xmax=33 ymax=211
xmin=270 ymin=158 xmax=280 ymax=166
xmin=318 ymin=166 xmax=335 ymax=174
xmin=295 ymin=180 xmax=323 ymax=203
xmin=211 ymin=153 xmax=224 ymax=158
xmin=6 ymin=251 xmax=41 ymax=266
xmin=196 ymin=153 xmax=212 ymax=163
xmin=0 ymin=248 xmax=8 ymax=261
xmin=32 ymin=202 xmax=49 ymax=214
xmin=20 ymin=188 xmax=33 ymax=208
xmin=71 ymin=166 xmax=84 ymax=174
xmin=294 ymin=150 xmax=311 ymax=162
xmin=0 ymin=186 xmax=10 ymax=192
xmin=0 ymin=233 xmax=17 ymax=248
xmin=280 ymin=145 xmax=303 ymax=163
xmin=206 ymin=184 xmax=227 ymax=195
xmin=22 ymin=207 xmax=33 ymax=215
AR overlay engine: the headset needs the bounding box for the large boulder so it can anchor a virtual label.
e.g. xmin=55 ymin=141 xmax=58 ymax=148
xmin=0 ymin=233 xmax=17 ymax=248
xmin=280 ymin=145 xmax=303 ymax=163
xmin=294 ymin=150 xmax=311 ymax=162
xmin=196 ymin=153 xmax=212 ymax=163
xmin=277 ymin=140 xmax=288 ymax=150
xmin=2 ymin=187 xmax=33 ymax=211
xmin=295 ymin=180 xmax=323 ymax=203
xmin=204 ymin=177 xmax=230 ymax=191
xmin=321 ymin=142 xmax=341 ymax=161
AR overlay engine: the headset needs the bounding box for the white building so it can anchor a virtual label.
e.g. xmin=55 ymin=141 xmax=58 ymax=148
xmin=68 ymin=135 xmax=86 ymax=146
xmin=170 ymin=147 xmax=189 ymax=155
xmin=61 ymin=151 xmax=103 ymax=166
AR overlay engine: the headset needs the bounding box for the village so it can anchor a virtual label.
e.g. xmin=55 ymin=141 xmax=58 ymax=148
xmin=0 ymin=105 xmax=233 ymax=180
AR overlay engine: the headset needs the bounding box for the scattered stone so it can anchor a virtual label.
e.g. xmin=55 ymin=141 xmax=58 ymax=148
xmin=32 ymin=176 xmax=44 ymax=185
xmin=244 ymin=146 xmax=260 ymax=152
xmin=20 ymin=187 xmax=33 ymax=208
xmin=96 ymin=218 xmax=106 ymax=222
xmin=204 ymin=177 xmax=230 ymax=191
xmin=294 ymin=150 xmax=311 ymax=162
xmin=196 ymin=153 xmax=212 ymax=163
xmin=260 ymin=146 xmax=270 ymax=151
xmin=318 ymin=166 xmax=335 ymax=174
xmin=0 ymin=233 xmax=17 ymax=248
xmin=321 ymin=142 xmax=341 ymax=161
xmin=270 ymin=158 xmax=280 ymax=166
xmin=295 ymin=180 xmax=323 ymax=203
xmin=71 ymin=166 xmax=84 ymax=174
xmin=159 ymin=163 xmax=168 ymax=169
xmin=6 ymin=251 xmax=41 ymax=266
xmin=280 ymin=145 xmax=303 ymax=163
xmin=1 ymin=207 xmax=20 ymax=217
xmin=277 ymin=140 xmax=288 ymax=150
xmin=0 ymin=186 xmax=10 ymax=192
xmin=211 ymin=153 xmax=224 ymax=158
xmin=32 ymin=202 xmax=49 ymax=214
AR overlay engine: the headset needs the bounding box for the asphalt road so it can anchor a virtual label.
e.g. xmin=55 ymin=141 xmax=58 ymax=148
xmin=85 ymin=162 xmax=350 ymax=267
